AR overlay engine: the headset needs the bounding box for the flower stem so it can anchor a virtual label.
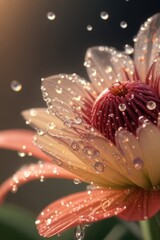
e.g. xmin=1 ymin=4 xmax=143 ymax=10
xmin=139 ymin=212 xmax=160 ymax=240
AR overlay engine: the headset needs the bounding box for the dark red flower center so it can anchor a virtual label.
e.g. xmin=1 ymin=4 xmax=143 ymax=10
xmin=90 ymin=81 xmax=160 ymax=142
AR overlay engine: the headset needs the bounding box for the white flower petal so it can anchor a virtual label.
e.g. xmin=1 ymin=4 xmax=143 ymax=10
xmin=85 ymin=46 xmax=135 ymax=94
xmin=115 ymin=129 xmax=151 ymax=189
xmin=137 ymin=122 xmax=160 ymax=187
xmin=41 ymin=74 xmax=97 ymax=123
xmin=134 ymin=13 xmax=160 ymax=81
xmin=22 ymin=108 xmax=131 ymax=188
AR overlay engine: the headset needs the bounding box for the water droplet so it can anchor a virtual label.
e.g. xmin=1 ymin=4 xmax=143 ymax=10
xmin=120 ymin=21 xmax=128 ymax=29
xmin=35 ymin=220 xmax=41 ymax=225
xmin=29 ymin=109 xmax=37 ymax=117
xmin=73 ymin=179 xmax=81 ymax=184
xmin=86 ymin=25 xmax=93 ymax=31
xmin=74 ymin=225 xmax=85 ymax=240
xmin=94 ymin=162 xmax=104 ymax=173
xmin=74 ymin=116 xmax=83 ymax=124
xmin=37 ymin=129 xmax=45 ymax=136
xmin=10 ymin=80 xmax=22 ymax=92
xmin=71 ymin=141 xmax=80 ymax=151
xmin=40 ymin=175 xmax=45 ymax=182
xmin=118 ymin=103 xmax=126 ymax=111
xmin=83 ymin=146 xmax=99 ymax=157
xmin=55 ymin=86 xmax=62 ymax=94
xmin=47 ymin=12 xmax=56 ymax=20
xmin=124 ymin=44 xmax=134 ymax=55
xmin=133 ymin=157 xmax=144 ymax=170
xmin=146 ymin=101 xmax=156 ymax=110
xmin=18 ymin=152 xmax=26 ymax=157
xmin=105 ymin=65 xmax=112 ymax=73
xmin=11 ymin=185 xmax=18 ymax=193
xmin=100 ymin=11 xmax=109 ymax=20
xmin=133 ymin=36 xmax=137 ymax=42
xmin=46 ymin=218 xmax=52 ymax=225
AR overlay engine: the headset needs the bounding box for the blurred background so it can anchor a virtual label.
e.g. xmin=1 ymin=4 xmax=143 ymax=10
xmin=0 ymin=0 xmax=160 ymax=223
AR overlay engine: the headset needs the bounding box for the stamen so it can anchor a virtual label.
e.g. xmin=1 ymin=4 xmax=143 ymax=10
xmin=90 ymin=82 xmax=160 ymax=142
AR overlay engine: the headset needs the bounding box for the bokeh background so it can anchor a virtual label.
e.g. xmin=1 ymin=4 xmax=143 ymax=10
xmin=0 ymin=0 xmax=160 ymax=219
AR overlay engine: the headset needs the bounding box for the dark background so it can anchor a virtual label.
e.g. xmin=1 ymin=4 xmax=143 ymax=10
xmin=0 ymin=0 xmax=160 ymax=214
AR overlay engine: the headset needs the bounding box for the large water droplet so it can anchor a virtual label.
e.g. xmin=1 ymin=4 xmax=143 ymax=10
xmin=120 ymin=21 xmax=128 ymax=29
xmin=146 ymin=101 xmax=156 ymax=110
xmin=10 ymin=80 xmax=22 ymax=92
xmin=94 ymin=162 xmax=104 ymax=173
xmin=83 ymin=146 xmax=99 ymax=157
xmin=100 ymin=11 xmax=109 ymax=20
xmin=47 ymin=12 xmax=56 ymax=20
xmin=133 ymin=157 xmax=144 ymax=170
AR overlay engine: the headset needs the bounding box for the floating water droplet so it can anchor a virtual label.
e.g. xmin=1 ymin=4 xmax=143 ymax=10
xmin=124 ymin=44 xmax=134 ymax=55
xmin=146 ymin=101 xmax=156 ymax=110
xmin=71 ymin=141 xmax=80 ymax=151
xmin=94 ymin=162 xmax=104 ymax=173
xmin=83 ymin=146 xmax=99 ymax=157
xmin=100 ymin=11 xmax=109 ymax=20
xmin=86 ymin=25 xmax=93 ymax=31
xmin=47 ymin=12 xmax=56 ymax=20
xmin=120 ymin=21 xmax=128 ymax=29
xmin=10 ymin=80 xmax=22 ymax=92
xmin=133 ymin=157 xmax=144 ymax=170
xmin=118 ymin=103 xmax=126 ymax=111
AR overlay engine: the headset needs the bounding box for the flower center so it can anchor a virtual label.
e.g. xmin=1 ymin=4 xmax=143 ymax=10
xmin=91 ymin=81 xmax=160 ymax=142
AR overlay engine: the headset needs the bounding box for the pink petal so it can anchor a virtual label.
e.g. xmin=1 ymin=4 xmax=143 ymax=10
xmin=0 ymin=162 xmax=77 ymax=203
xmin=118 ymin=188 xmax=160 ymax=221
xmin=0 ymin=129 xmax=52 ymax=162
xmin=36 ymin=189 xmax=127 ymax=237
xmin=134 ymin=13 xmax=160 ymax=82
xmin=146 ymin=54 xmax=160 ymax=95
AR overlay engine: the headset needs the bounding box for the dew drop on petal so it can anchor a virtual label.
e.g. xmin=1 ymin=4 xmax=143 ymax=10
xmin=37 ymin=129 xmax=45 ymax=136
xmin=35 ymin=220 xmax=41 ymax=225
xmin=120 ymin=21 xmax=128 ymax=29
xmin=29 ymin=109 xmax=37 ymax=117
xmin=133 ymin=157 xmax=144 ymax=170
xmin=146 ymin=101 xmax=156 ymax=110
xmin=86 ymin=25 xmax=93 ymax=31
xmin=55 ymin=86 xmax=63 ymax=94
xmin=124 ymin=44 xmax=134 ymax=55
xmin=47 ymin=12 xmax=56 ymax=20
xmin=83 ymin=146 xmax=99 ymax=157
xmin=74 ymin=116 xmax=83 ymax=124
xmin=100 ymin=11 xmax=109 ymax=20
xmin=10 ymin=80 xmax=22 ymax=92
xmin=73 ymin=179 xmax=81 ymax=184
xmin=71 ymin=141 xmax=80 ymax=151
xmin=94 ymin=162 xmax=104 ymax=173
xmin=118 ymin=103 xmax=126 ymax=111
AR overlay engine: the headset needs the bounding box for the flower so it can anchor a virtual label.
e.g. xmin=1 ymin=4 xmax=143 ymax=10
xmin=1 ymin=13 xmax=160 ymax=238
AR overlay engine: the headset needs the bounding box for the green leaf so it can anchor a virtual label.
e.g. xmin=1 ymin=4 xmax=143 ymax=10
xmin=0 ymin=203 xmax=43 ymax=240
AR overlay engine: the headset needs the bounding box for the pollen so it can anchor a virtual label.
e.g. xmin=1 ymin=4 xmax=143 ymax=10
xmin=91 ymin=81 xmax=160 ymax=142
